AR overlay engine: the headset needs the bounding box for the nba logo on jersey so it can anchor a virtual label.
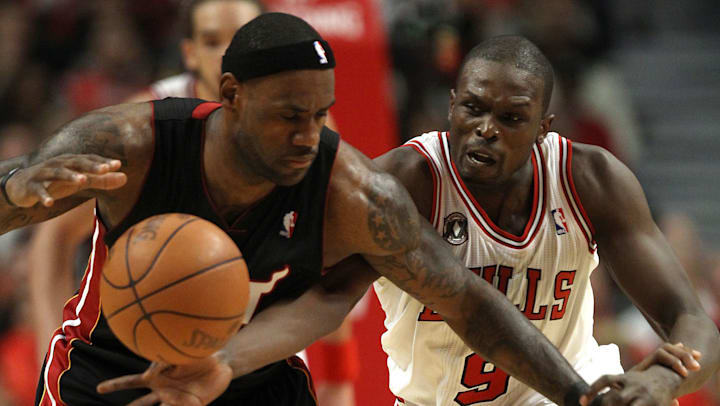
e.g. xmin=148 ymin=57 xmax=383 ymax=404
xmin=313 ymin=41 xmax=329 ymax=64
xmin=442 ymin=212 xmax=468 ymax=245
xmin=280 ymin=211 xmax=298 ymax=238
xmin=552 ymin=208 xmax=568 ymax=235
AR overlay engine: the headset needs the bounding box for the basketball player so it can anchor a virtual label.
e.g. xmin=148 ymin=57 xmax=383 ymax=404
xmin=28 ymin=2 xmax=355 ymax=404
xmin=370 ymin=35 xmax=719 ymax=405
xmin=261 ymin=36 xmax=717 ymax=405
xmin=0 ymin=13 xmax=606 ymax=406
xmin=30 ymin=0 xmax=264 ymax=353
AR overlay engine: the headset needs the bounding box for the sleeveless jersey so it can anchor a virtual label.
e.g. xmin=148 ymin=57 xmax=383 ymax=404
xmin=148 ymin=72 xmax=197 ymax=99
xmin=39 ymin=98 xmax=339 ymax=406
xmin=374 ymin=131 xmax=617 ymax=406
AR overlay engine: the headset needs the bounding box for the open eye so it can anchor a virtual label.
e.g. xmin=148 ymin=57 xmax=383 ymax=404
xmin=500 ymin=113 xmax=523 ymax=124
xmin=463 ymin=103 xmax=482 ymax=115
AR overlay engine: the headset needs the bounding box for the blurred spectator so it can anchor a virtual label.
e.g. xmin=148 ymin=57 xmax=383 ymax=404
xmin=0 ymin=122 xmax=40 ymax=406
xmin=59 ymin=1 xmax=151 ymax=117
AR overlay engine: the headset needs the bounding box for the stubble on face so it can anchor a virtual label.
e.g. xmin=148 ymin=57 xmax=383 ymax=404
xmin=229 ymin=70 xmax=335 ymax=186
xmin=448 ymin=59 xmax=546 ymax=188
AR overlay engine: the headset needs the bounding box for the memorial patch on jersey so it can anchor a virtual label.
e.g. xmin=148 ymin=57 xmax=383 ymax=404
xmin=443 ymin=212 xmax=468 ymax=245
xmin=551 ymin=208 xmax=568 ymax=235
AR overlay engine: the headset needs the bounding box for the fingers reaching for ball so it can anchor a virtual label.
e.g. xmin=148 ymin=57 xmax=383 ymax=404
xmin=3 ymin=154 xmax=127 ymax=208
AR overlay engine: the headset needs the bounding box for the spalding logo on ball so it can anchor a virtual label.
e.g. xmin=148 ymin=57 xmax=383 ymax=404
xmin=100 ymin=213 xmax=250 ymax=365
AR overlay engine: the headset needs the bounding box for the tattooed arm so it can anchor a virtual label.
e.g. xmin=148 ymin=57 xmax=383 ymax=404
xmin=324 ymin=141 xmax=589 ymax=405
xmin=0 ymin=103 xmax=153 ymax=234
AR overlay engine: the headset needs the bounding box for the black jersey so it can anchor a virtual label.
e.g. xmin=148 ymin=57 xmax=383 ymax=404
xmin=37 ymin=98 xmax=338 ymax=406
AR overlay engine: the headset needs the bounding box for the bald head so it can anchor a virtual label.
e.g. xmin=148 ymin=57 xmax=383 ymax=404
xmin=459 ymin=36 xmax=554 ymax=112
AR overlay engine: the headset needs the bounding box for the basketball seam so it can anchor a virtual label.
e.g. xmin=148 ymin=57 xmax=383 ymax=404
xmin=104 ymin=256 xmax=245 ymax=320
xmin=101 ymin=217 xmax=200 ymax=289
xmin=125 ymin=218 xmax=197 ymax=355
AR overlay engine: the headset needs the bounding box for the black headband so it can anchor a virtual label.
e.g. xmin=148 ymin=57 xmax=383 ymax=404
xmin=222 ymin=39 xmax=335 ymax=81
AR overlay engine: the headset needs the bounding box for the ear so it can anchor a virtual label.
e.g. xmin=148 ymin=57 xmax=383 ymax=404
xmin=181 ymin=38 xmax=199 ymax=72
xmin=220 ymin=73 xmax=243 ymax=110
xmin=536 ymin=113 xmax=554 ymax=144
xmin=448 ymin=89 xmax=457 ymax=122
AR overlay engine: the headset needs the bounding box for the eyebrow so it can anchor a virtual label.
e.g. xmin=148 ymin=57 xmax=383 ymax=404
xmin=508 ymin=96 xmax=532 ymax=106
xmin=282 ymin=100 xmax=336 ymax=112
xmin=464 ymin=91 xmax=532 ymax=107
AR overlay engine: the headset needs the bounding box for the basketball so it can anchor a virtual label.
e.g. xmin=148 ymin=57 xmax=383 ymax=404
xmin=100 ymin=213 xmax=249 ymax=365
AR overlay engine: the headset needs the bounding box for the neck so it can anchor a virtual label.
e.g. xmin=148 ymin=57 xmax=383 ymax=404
xmin=203 ymin=110 xmax=275 ymax=215
xmin=196 ymin=80 xmax=219 ymax=101
xmin=465 ymin=159 xmax=535 ymax=231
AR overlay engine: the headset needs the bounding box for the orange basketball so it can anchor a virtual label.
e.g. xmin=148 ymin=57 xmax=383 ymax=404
xmin=100 ymin=213 xmax=249 ymax=365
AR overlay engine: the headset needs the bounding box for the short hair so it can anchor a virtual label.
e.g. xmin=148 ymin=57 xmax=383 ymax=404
xmin=224 ymin=12 xmax=323 ymax=54
xmin=180 ymin=0 xmax=264 ymax=39
xmin=459 ymin=35 xmax=555 ymax=112
xmin=221 ymin=12 xmax=334 ymax=81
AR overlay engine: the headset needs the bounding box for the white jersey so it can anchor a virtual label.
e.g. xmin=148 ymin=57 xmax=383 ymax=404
xmin=374 ymin=131 xmax=623 ymax=406
xmin=148 ymin=72 xmax=197 ymax=99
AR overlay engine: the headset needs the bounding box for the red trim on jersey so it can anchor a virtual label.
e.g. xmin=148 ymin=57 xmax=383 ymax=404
xmin=563 ymin=139 xmax=596 ymax=235
xmin=558 ymin=137 xmax=597 ymax=253
xmin=403 ymin=136 xmax=442 ymax=228
xmin=41 ymin=219 xmax=107 ymax=406
xmin=287 ymin=355 xmax=319 ymax=405
xmin=191 ymin=102 xmax=222 ymax=119
xmin=441 ymin=133 xmax=546 ymax=249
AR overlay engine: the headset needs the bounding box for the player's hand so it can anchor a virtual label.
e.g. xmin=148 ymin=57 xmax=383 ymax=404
xmin=631 ymin=342 xmax=701 ymax=378
xmin=5 ymin=154 xmax=127 ymax=207
xmin=580 ymin=343 xmax=701 ymax=406
xmin=96 ymin=355 xmax=233 ymax=406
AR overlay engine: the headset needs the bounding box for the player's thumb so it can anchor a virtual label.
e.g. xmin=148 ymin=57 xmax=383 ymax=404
xmin=143 ymin=362 xmax=174 ymax=380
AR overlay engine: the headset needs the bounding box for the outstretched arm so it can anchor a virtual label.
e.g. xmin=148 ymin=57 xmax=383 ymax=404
xmin=0 ymin=103 xmax=153 ymax=234
xmin=573 ymin=143 xmax=720 ymax=402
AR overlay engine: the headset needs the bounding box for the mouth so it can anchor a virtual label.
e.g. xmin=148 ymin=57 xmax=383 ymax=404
xmin=466 ymin=150 xmax=496 ymax=166
xmin=284 ymin=155 xmax=316 ymax=169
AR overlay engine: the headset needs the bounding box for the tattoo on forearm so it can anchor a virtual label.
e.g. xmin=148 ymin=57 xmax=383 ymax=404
xmin=367 ymin=185 xmax=413 ymax=252
xmin=0 ymin=212 xmax=32 ymax=232
xmin=365 ymin=177 xmax=467 ymax=307
xmin=0 ymin=204 xmax=80 ymax=234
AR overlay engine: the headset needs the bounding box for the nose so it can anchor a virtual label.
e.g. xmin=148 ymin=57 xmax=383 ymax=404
xmin=291 ymin=120 xmax=321 ymax=147
xmin=475 ymin=116 xmax=499 ymax=141
xmin=292 ymin=130 xmax=320 ymax=147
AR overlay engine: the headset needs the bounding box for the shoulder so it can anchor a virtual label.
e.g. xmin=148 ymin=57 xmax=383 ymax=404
xmin=374 ymin=146 xmax=434 ymax=220
xmin=80 ymin=103 xmax=154 ymax=161
xmin=570 ymin=142 xmax=650 ymax=237
xmin=39 ymin=102 xmax=153 ymax=162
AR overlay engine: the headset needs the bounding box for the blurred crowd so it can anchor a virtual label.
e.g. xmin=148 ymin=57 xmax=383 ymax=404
xmin=0 ymin=0 xmax=717 ymax=405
